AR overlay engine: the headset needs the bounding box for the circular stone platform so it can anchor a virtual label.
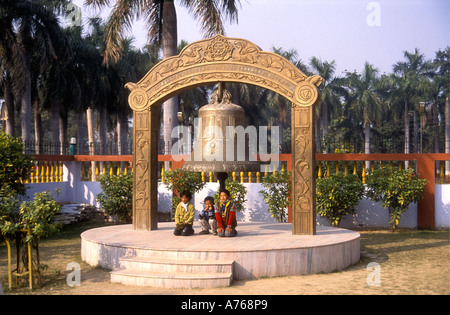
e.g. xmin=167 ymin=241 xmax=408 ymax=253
xmin=81 ymin=222 xmax=360 ymax=282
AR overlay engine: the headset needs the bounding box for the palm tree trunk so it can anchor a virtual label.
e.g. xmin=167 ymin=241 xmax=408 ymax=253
xmin=33 ymin=99 xmax=42 ymax=154
xmin=51 ymin=99 xmax=60 ymax=155
xmin=98 ymin=103 xmax=107 ymax=176
xmin=162 ymin=0 xmax=179 ymax=167
xmin=59 ymin=113 xmax=68 ymax=155
xmin=77 ymin=111 xmax=85 ymax=154
xmin=315 ymin=116 xmax=321 ymax=153
xmin=20 ymin=49 xmax=32 ymax=144
xmin=117 ymin=113 xmax=128 ymax=155
xmin=404 ymin=97 xmax=410 ymax=169
xmin=321 ymin=102 xmax=328 ymax=153
xmin=445 ymin=97 xmax=450 ymax=176
xmin=4 ymin=76 xmax=15 ymax=137
xmin=432 ymin=102 xmax=440 ymax=153
xmin=413 ymin=110 xmax=418 ymax=153
xmin=86 ymin=107 xmax=95 ymax=155
xmin=432 ymin=102 xmax=440 ymax=174
xmin=364 ymin=123 xmax=371 ymax=170
xmin=99 ymin=102 xmax=107 ymax=155
xmin=86 ymin=107 xmax=96 ymax=180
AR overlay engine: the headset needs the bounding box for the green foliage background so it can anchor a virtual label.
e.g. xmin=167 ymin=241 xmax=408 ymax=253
xmin=96 ymin=173 xmax=133 ymax=223
xmin=163 ymin=169 xmax=206 ymax=212
xmin=259 ymin=171 xmax=292 ymax=223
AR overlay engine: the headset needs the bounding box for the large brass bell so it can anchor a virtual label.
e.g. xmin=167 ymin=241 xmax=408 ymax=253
xmin=181 ymin=86 xmax=260 ymax=190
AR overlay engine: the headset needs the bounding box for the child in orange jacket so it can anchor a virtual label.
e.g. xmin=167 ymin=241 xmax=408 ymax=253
xmin=214 ymin=189 xmax=237 ymax=237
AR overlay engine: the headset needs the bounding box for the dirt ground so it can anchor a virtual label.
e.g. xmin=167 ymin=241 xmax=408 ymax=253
xmin=1 ymin=225 xmax=449 ymax=295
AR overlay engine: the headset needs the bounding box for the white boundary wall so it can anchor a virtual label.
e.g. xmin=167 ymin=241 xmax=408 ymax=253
xmin=23 ymin=161 xmax=450 ymax=229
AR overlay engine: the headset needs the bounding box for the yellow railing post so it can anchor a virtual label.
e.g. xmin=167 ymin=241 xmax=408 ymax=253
xmin=30 ymin=167 xmax=34 ymax=183
xmin=35 ymin=163 xmax=40 ymax=183
xmin=55 ymin=162 xmax=59 ymax=182
xmin=50 ymin=162 xmax=54 ymax=182
xmin=45 ymin=162 xmax=50 ymax=182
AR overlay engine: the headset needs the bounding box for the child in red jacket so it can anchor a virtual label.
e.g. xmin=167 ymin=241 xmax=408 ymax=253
xmin=214 ymin=189 xmax=237 ymax=237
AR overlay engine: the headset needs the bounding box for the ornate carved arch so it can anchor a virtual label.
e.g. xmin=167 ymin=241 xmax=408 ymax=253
xmin=127 ymin=35 xmax=322 ymax=235
xmin=126 ymin=35 xmax=322 ymax=110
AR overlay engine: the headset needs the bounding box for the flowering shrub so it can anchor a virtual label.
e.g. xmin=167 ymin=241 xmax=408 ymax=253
xmin=366 ymin=168 xmax=427 ymax=231
xmin=259 ymin=170 xmax=292 ymax=223
xmin=97 ymin=174 xmax=133 ymax=223
xmin=213 ymin=177 xmax=247 ymax=212
xmin=316 ymin=173 xmax=365 ymax=226
xmin=163 ymin=169 xmax=206 ymax=212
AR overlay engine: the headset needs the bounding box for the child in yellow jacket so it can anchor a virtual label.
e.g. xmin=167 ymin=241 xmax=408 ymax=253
xmin=173 ymin=190 xmax=195 ymax=236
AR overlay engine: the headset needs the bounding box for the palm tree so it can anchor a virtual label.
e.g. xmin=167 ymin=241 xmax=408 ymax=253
xmin=393 ymin=48 xmax=434 ymax=155
xmin=60 ymin=23 xmax=105 ymax=155
xmin=0 ymin=68 xmax=15 ymax=137
xmin=85 ymin=0 xmax=241 ymax=158
xmin=309 ymin=57 xmax=347 ymax=153
xmin=108 ymin=39 xmax=161 ymax=156
xmin=0 ymin=0 xmax=71 ymax=144
xmin=345 ymin=62 xmax=383 ymax=168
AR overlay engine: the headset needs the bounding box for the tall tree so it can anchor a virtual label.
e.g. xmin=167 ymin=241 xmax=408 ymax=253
xmin=85 ymin=0 xmax=241 ymax=158
xmin=393 ymin=48 xmax=434 ymax=155
xmin=0 ymin=0 xmax=71 ymax=144
xmin=309 ymin=56 xmax=347 ymax=153
xmin=345 ymin=62 xmax=383 ymax=168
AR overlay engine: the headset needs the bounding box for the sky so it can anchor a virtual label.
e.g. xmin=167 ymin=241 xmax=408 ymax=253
xmin=74 ymin=0 xmax=449 ymax=76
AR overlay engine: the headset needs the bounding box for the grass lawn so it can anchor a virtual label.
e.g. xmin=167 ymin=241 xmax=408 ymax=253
xmin=1 ymin=221 xmax=449 ymax=295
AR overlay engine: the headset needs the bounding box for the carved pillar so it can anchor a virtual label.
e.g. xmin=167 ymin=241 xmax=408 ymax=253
xmin=133 ymin=106 xmax=160 ymax=230
xmin=291 ymin=105 xmax=316 ymax=235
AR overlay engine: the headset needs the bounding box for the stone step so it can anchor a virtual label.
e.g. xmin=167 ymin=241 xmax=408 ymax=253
xmin=110 ymin=269 xmax=233 ymax=289
xmin=119 ymin=256 xmax=234 ymax=274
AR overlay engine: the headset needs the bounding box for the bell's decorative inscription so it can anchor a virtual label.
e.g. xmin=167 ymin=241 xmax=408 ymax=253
xmin=126 ymin=35 xmax=322 ymax=235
